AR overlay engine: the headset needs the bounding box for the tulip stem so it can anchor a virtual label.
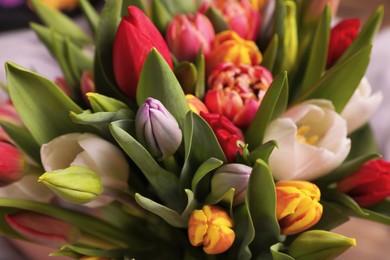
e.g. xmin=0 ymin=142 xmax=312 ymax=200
xmin=103 ymin=188 xmax=145 ymax=218
xmin=78 ymin=232 xmax=122 ymax=249
xmin=162 ymin=156 xmax=180 ymax=175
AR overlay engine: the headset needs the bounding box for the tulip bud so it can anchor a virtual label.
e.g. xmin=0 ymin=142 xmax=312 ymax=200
xmin=166 ymin=13 xmax=215 ymax=62
xmin=136 ymin=98 xmax=182 ymax=161
xmin=276 ymin=180 xmax=323 ymax=235
xmin=0 ymin=141 xmax=26 ymax=187
xmin=86 ymin=93 xmax=129 ymax=113
xmin=205 ymin=63 xmax=273 ymax=128
xmin=188 ymin=205 xmax=235 ymax=254
xmin=81 ymin=71 xmax=95 ymax=103
xmin=206 ymin=30 xmax=262 ymax=74
xmin=327 ymin=19 xmax=360 ymax=68
xmin=337 ymin=159 xmax=390 ymax=207
xmin=113 ymin=6 xmax=173 ymax=100
xmin=38 ymin=165 xmax=103 ymax=205
xmin=201 ymin=112 xmax=244 ymax=162
xmin=186 ymin=94 xmax=209 ymax=115
xmin=288 ymin=230 xmax=356 ymax=260
xmin=30 ymin=0 xmax=80 ymax=11
xmin=0 ymin=100 xmax=24 ymax=142
xmin=6 ymin=211 xmax=80 ymax=248
xmin=211 ymin=163 xmax=252 ymax=205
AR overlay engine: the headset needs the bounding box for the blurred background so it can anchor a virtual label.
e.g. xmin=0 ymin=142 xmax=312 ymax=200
xmin=0 ymin=0 xmax=389 ymax=259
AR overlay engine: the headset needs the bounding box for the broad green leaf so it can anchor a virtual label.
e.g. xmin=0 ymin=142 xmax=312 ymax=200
xmin=248 ymin=140 xmax=278 ymax=165
xmin=194 ymin=51 xmax=206 ymax=99
xmin=205 ymin=6 xmax=229 ymax=33
xmin=0 ymin=122 xmax=41 ymax=164
xmin=246 ymin=72 xmax=288 ymax=150
xmin=65 ymin=38 xmax=93 ymax=81
xmin=299 ymin=5 xmax=330 ymax=93
xmin=271 ymin=243 xmax=295 ymax=260
xmin=261 ymin=34 xmax=279 ymax=72
xmin=295 ymin=45 xmax=372 ymax=112
xmin=191 ymin=157 xmax=223 ymax=194
xmin=151 ymin=0 xmax=173 ymax=34
xmin=6 ymin=62 xmax=93 ymax=145
xmin=272 ymin=0 xmax=286 ymax=76
xmin=314 ymin=153 xmax=380 ymax=187
xmin=110 ymin=123 xmax=180 ymax=210
xmin=0 ymin=198 xmax=135 ymax=248
xmin=174 ymin=62 xmax=198 ymax=95
xmin=30 ymin=0 xmax=91 ymax=45
xmin=137 ymin=49 xmax=190 ymax=129
xmin=180 ymin=112 xmax=226 ymax=199
xmin=347 ymin=124 xmax=379 ymax=160
xmin=322 ymin=189 xmax=368 ymax=218
xmin=234 ymin=204 xmax=254 ymax=260
xmin=135 ymin=194 xmax=186 ymax=228
xmin=122 ymin=0 xmax=149 ymax=16
xmin=204 ymin=188 xmax=235 ymax=212
xmin=159 ymin=0 xmax=197 ymax=14
xmin=80 ymin=0 xmax=100 ymax=36
xmin=180 ymin=189 xmax=199 ymax=222
xmin=247 ymin=159 xmax=280 ymax=258
xmin=336 ymin=6 xmax=383 ymax=66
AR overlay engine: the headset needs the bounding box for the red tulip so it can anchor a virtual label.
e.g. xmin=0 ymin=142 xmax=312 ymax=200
xmin=327 ymin=19 xmax=360 ymax=68
xmin=201 ymin=112 xmax=243 ymax=162
xmin=113 ymin=6 xmax=173 ymax=100
xmin=337 ymin=159 xmax=390 ymax=207
xmin=0 ymin=141 xmax=26 ymax=187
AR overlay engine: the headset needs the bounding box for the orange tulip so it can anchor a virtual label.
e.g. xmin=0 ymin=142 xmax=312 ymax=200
xmin=186 ymin=94 xmax=209 ymax=115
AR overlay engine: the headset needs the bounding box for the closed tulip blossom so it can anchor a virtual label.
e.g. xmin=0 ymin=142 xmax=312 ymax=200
xmin=201 ymin=112 xmax=244 ymax=162
xmin=341 ymin=77 xmax=382 ymax=134
xmin=276 ymin=180 xmax=323 ymax=235
xmin=113 ymin=6 xmax=173 ymax=100
xmin=6 ymin=211 xmax=80 ymax=248
xmin=202 ymin=0 xmax=260 ymax=40
xmin=166 ymin=13 xmax=215 ymax=62
xmin=337 ymin=159 xmax=390 ymax=207
xmin=0 ymin=141 xmax=26 ymax=187
xmin=40 ymin=133 xmax=129 ymax=207
xmin=211 ymin=163 xmax=252 ymax=205
xmin=206 ymin=30 xmax=262 ymax=74
xmin=205 ymin=63 xmax=273 ymax=128
xmin=136 ymin=98 xmax=182 ymax=161
xmin=327 ymin=18 xmax=360 ymax=68
xmin=263 ymin=100 xmax=351 ymax=181
xmin=0 ymin=99 xmax=24 ymax=142
xmin=188 ymin=205 xmax=235 ymax=254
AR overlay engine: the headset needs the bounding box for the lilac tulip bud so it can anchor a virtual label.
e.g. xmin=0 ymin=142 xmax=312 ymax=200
xmin=136 ymin=98 xmax=182 ymax=161
xmin=211 ymin=163 xmax=252 ymax=205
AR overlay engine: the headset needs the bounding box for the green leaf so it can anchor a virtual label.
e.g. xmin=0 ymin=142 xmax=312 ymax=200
xmin=299 ymin=5 xmax=330 ymax=93
xmin=310 ymin=201 xmax=349 ymax=231
xmin=174 ymin=62 xmax=198 ymax=95
xmin=295 ymin=45 xmax=372 ymax=113
xmin=6 ymin=62 xmax=92 ymax=145
xmin=110 ymin=123 xmax=180 ymax=210
xmin=366 ymin=199 xmax=390 ymax=217
xmin=122 ymin=0 xmax=149 ymax=16
xmin=0 ymin=122 xmax=41 ymax=164
xmin=314 ymin=153 xmax=380 ymax=186
xmin=261 ymin=34 xmax=279 ymax=72
xmin=151 ymin=0 xmax=173 ymax=34
xmin=271 ymin=243 xmax=295 ymax=260
xmin=248 ymin=140 xmax=278 ymax=165
xmin=30 ymin=0 xmax=91 ymax=46
xmin=272 ymin=0 xmax=286 ymax=76
xmin=65 ymin=38 xmax=93 ymax=80
xmin=322 ymin=189 xmax=368 ymax=218
xmin=194 ymin=51 xmax=206 ymax=99
xmin=233 ymin=204 xmax=254 ymax=260
xmin=55 ymin=245 xmax=133 ymax=258
xmin=247 ymin=159 xmax=280 ymax=258
xmin=159 ymin=0 xmax=197 ymax=14
xmin=0 ymin=198 xmax=136 ymax=248
xmin=80 ymin=0 xmax=100 ymax=36
xmin=191 ymin=157 xmax=223 ymax=195
xmin=347 ymin=124 xmax=379 ymax=160
xmin=205 ymin=6 xmax=229 ymax=33
xmin=360 ymin=209 xmax=390 ymax=226
xmin=246 ymin=72 xmax=289 ymax=149
xmin=137 ymin=49 xmax=190 ymax=129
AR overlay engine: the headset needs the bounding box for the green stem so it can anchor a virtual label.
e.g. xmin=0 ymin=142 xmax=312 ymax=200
xmin=162 ymin=155 xmax=180 ymax=175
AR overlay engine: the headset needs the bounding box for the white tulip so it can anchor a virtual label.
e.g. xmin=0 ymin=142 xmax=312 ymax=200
xmin=264 ymin=100 xmax=351 ymax=181
xmin=41 ymin=133 xmax=129 ymax=207
xmin=341 ymin=77 xmax=383 ymax=134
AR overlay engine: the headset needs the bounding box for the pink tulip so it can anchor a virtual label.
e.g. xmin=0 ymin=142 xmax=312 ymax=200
xmin=0 ymin=141 xmax=26 ymax=187
xmin=166 ymin=13 xmax=215 ymax=62
xmin=204 ymin=63 xmax=273 ymax=128
xmin=113 ymin=6 xmax=173 ymax=100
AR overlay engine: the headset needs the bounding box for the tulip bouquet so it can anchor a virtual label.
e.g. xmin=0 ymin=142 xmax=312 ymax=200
xmin=0 ymin=0 xmax=389 ymax=259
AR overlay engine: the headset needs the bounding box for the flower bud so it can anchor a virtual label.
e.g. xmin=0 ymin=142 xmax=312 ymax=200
xmin=0 ymin=99 xmax=24 ymax=142
xmin=81 ymin=71 xmax=95 ymax=103
xmin=188 ymin=205 xmax=235 ymax=254
xmin=86 ymin=92 xmax=129 ymax=113
xmin=186 ymin=94 xmax=209 ymax=115
xmin=211 ymin=163 xmax=252 ymax=205
xmin=113 ymin=6 xmax=173 ymax=100
xmin=276 ymin=180 xmax=323 ymax=235
xmin=205 ymin=63 xmax=273 ymax=128
xmin=136 ymin=98 xmax=182 ymax=161
xmin=206 ymin=30 xmax=262 ymax=74
xmin=0 ymin=141 xmax=26 ymax=187
xmin=327 ymin=18 xmax=360 ymax=68
xmin=38 ymin=165 xmax=103 ymax=205
xmin=31 ymin=0 xmax=80 ymax=11
xmin=288 ymin=230 xmax=356 ymax=260
xmin=166 ymin=13 xmax=215 ymax=62
xmin=337 ymin=159 xmax=390 ymax=207
xmin=6 ymin=211 xmax=80 ymax=248
xmin=201 ymin=112 xmax=244 ymax=162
